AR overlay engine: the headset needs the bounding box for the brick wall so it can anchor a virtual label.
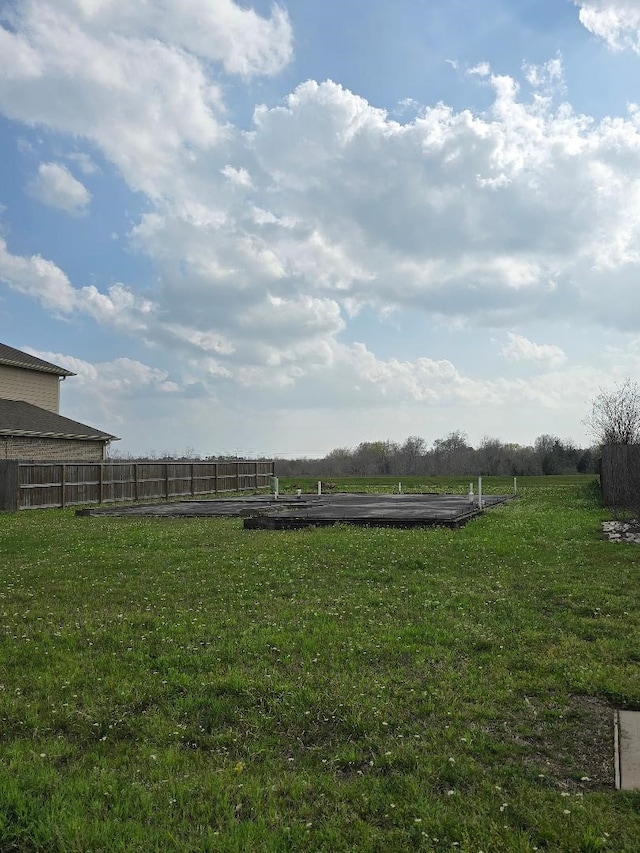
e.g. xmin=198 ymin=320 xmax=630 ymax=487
xmin=0 ymin=436 xmax=106 ymax=461
xmin=0 ymin=365 xmax=60 ymax=412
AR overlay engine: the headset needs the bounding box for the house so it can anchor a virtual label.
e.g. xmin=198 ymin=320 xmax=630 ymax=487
xmin=0 ymin=342 xmax=118 ymax=461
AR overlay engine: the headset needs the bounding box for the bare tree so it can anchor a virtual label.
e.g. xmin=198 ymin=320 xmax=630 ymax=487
xmin=584 ymin=379 xmax=640 ymax=446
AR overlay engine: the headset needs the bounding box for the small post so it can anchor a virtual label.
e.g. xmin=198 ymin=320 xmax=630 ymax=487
xmin=61 ymin=463 xmax=67 ymax=508
xmin=317 ymin=481 xmax=322 ymax=496
xmin=271 ymin=477 xmax=279 ymax=499
xmin=513 ymin=476 xmax=517 ymax=495
xmin=468 ymin=482 xmax=474 ymax=503
xmin=478 ymin=475 xmax=483 ymax=509
xmin=398 ymin=482 xmax=402 ymax=494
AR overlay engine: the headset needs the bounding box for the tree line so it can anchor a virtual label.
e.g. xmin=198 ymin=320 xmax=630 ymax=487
xmin=273 ymin=432 xmax=599 ymax=478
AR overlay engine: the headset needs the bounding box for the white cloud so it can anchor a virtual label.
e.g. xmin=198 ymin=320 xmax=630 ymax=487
xmin=0 ymin=238 xmax=154 ymax=329
xmin=0 ymin=0 xmax=291 ymax=197
xmin=65 ymin=151 xmax=99 ymax=175
xmin=0 ymin=238 xmax=77 ymax=312
xmin=48 ymin=0 xmax=293 ymax=77
xmin=500 ymin=333 xmax=567 ymax=367
xmin=523 ymin=56 xmax=566 ymax=95
xmin=26 ymin=350 xmax=183 ymax=437
xmin=26 ymin=161 xmax=91 ymax=214
xmin=575 ymin=1 xmax=640 ymax=51
xmin=6 ymin=55 xmax=640 ymax=388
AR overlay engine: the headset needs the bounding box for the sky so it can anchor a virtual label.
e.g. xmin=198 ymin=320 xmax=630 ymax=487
xmin=1 ymin=0 xmax=640 ymax=458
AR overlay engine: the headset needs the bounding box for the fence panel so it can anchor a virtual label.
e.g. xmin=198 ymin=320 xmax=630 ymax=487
xmin=601 ymin=445 xmax=640 ymax=508
xmin=0 ymin=460 xmax=274 ymax=511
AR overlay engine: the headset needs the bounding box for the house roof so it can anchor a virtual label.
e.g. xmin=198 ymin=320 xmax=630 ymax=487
xmin=0 ymin=343 xmax=75 ymax=377
xmin=0 ymin=399 xmax=118 ymax=442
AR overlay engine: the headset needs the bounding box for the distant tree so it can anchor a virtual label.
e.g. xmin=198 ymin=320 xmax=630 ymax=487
xmin=432 ymin=430 xmax=469 ymax=454
xmin=399 ymin=435 xmax=427 ymax=474
xmin=576 ymin=448 xmax=598 ymax=474
xmin=476 ymin=437 xmax=538 ymax=476
xmin=534 ymin=434 xmax=580 ymax=475
xmin=584 ymin=379 xmax=640 ymax=446
xmin=430 ymin=431 xmax=473 ymax=475
xmin=352 ymin=440 xmax=400 ymax=475
xmin=322 ymin=447 xmax=355 ymax=476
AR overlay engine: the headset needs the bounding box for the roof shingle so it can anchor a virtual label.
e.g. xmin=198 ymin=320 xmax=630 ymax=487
xmin=0 ymin=399 xmax=118 ymax=441
xmin=0 ymin=343 xmax=75 ymax=376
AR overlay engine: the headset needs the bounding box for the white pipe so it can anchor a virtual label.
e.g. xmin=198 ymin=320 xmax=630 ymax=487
xmin=468 ymin=482 xmax=474 ymax=503
xmin=398 ymin=482 xmax=402 ymax=494
xmin=317 ymin=480 xmax=322 ymax=496
xmin=272 ymin=476 xmax=279 ymax=499
xmin=478 ymin=475 xmax=483 ymax=509
xmin=514 ymin=476 xmax=517 ymax=495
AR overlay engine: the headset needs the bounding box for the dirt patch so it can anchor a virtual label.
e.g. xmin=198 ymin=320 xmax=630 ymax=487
xmin=488 ymin=695 xmax=614 ymax=791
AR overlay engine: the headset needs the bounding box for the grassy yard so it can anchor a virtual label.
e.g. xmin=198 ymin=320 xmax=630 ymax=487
xmin=1 ymin=476 xmax=639 ymax=851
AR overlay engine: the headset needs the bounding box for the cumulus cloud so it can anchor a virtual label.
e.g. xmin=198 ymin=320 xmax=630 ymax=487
xmin=24 ymin=350 xmax=184 ymax=437
xmin=575 ymin=1 xmax=640 ymax=51
xmin=30 ymin=350 xmax=181 ymax=396
xmin=26 ymin=161 xmax=91 ymax=214
xmin=47 ymin=0 xmax=293 ymax=77
xmin=0 ymin=238 xmax=154 ymax=329
xmin=0 ymin=0 xmax=291 ymax=197
xmin=500 ymin=333 xmax=567 ymax=367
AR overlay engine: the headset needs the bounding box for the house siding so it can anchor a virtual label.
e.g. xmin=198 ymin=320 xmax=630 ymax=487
xmin=0 ymin=436 xmax=106 ymax=461
xmin=0 ymin=365 xmax=60 ymax=413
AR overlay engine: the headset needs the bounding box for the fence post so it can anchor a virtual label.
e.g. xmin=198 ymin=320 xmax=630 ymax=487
xmin=235 ymin=463 xmax=239 ymax=492
xmin=60 ymin=463 xmax=66 ymax=508
xmin=165 ymin=464 xmax=170 ymax=500
xmin=214 ymin=463 xmax=218 ymax=494
xmin=99 ymin=463 xmax=104 ymax=504
xmin=255 ymin=460 xmax=259 ymax=491
xmin=191 ymin=463 xmax=195 ymax=497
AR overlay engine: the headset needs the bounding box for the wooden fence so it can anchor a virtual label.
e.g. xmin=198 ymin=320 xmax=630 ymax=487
xmin=600 ymin=444 xmax=640 ymax=509
xmin=0 ymin=460 xmax=274 ymax=512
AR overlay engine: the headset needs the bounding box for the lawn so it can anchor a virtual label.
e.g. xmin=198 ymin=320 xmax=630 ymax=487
xmin=1 ymin=475 xmax=639 ymax=851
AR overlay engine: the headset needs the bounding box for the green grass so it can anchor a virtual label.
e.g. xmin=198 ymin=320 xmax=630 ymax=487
xmin=1 ymin=475 xmax=639 ymax=851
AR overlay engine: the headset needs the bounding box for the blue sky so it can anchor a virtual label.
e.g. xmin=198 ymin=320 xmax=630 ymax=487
xmin=1 ymin=0 xmax=640 ymax=457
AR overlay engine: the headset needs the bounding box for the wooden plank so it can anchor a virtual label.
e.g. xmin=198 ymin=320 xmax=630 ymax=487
xmin=0 ymin=461 xmax=19 ymax=511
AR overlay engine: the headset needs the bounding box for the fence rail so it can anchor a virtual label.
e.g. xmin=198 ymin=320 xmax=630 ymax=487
xmin=0 ymin=460 xmax=274 ymax=511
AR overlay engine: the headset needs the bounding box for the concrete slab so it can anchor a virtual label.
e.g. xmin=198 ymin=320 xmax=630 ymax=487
xmin=616 ymin=710 xmax=640 ymax=790
xmin=77 ymin=492 xmax=512 ymax=528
